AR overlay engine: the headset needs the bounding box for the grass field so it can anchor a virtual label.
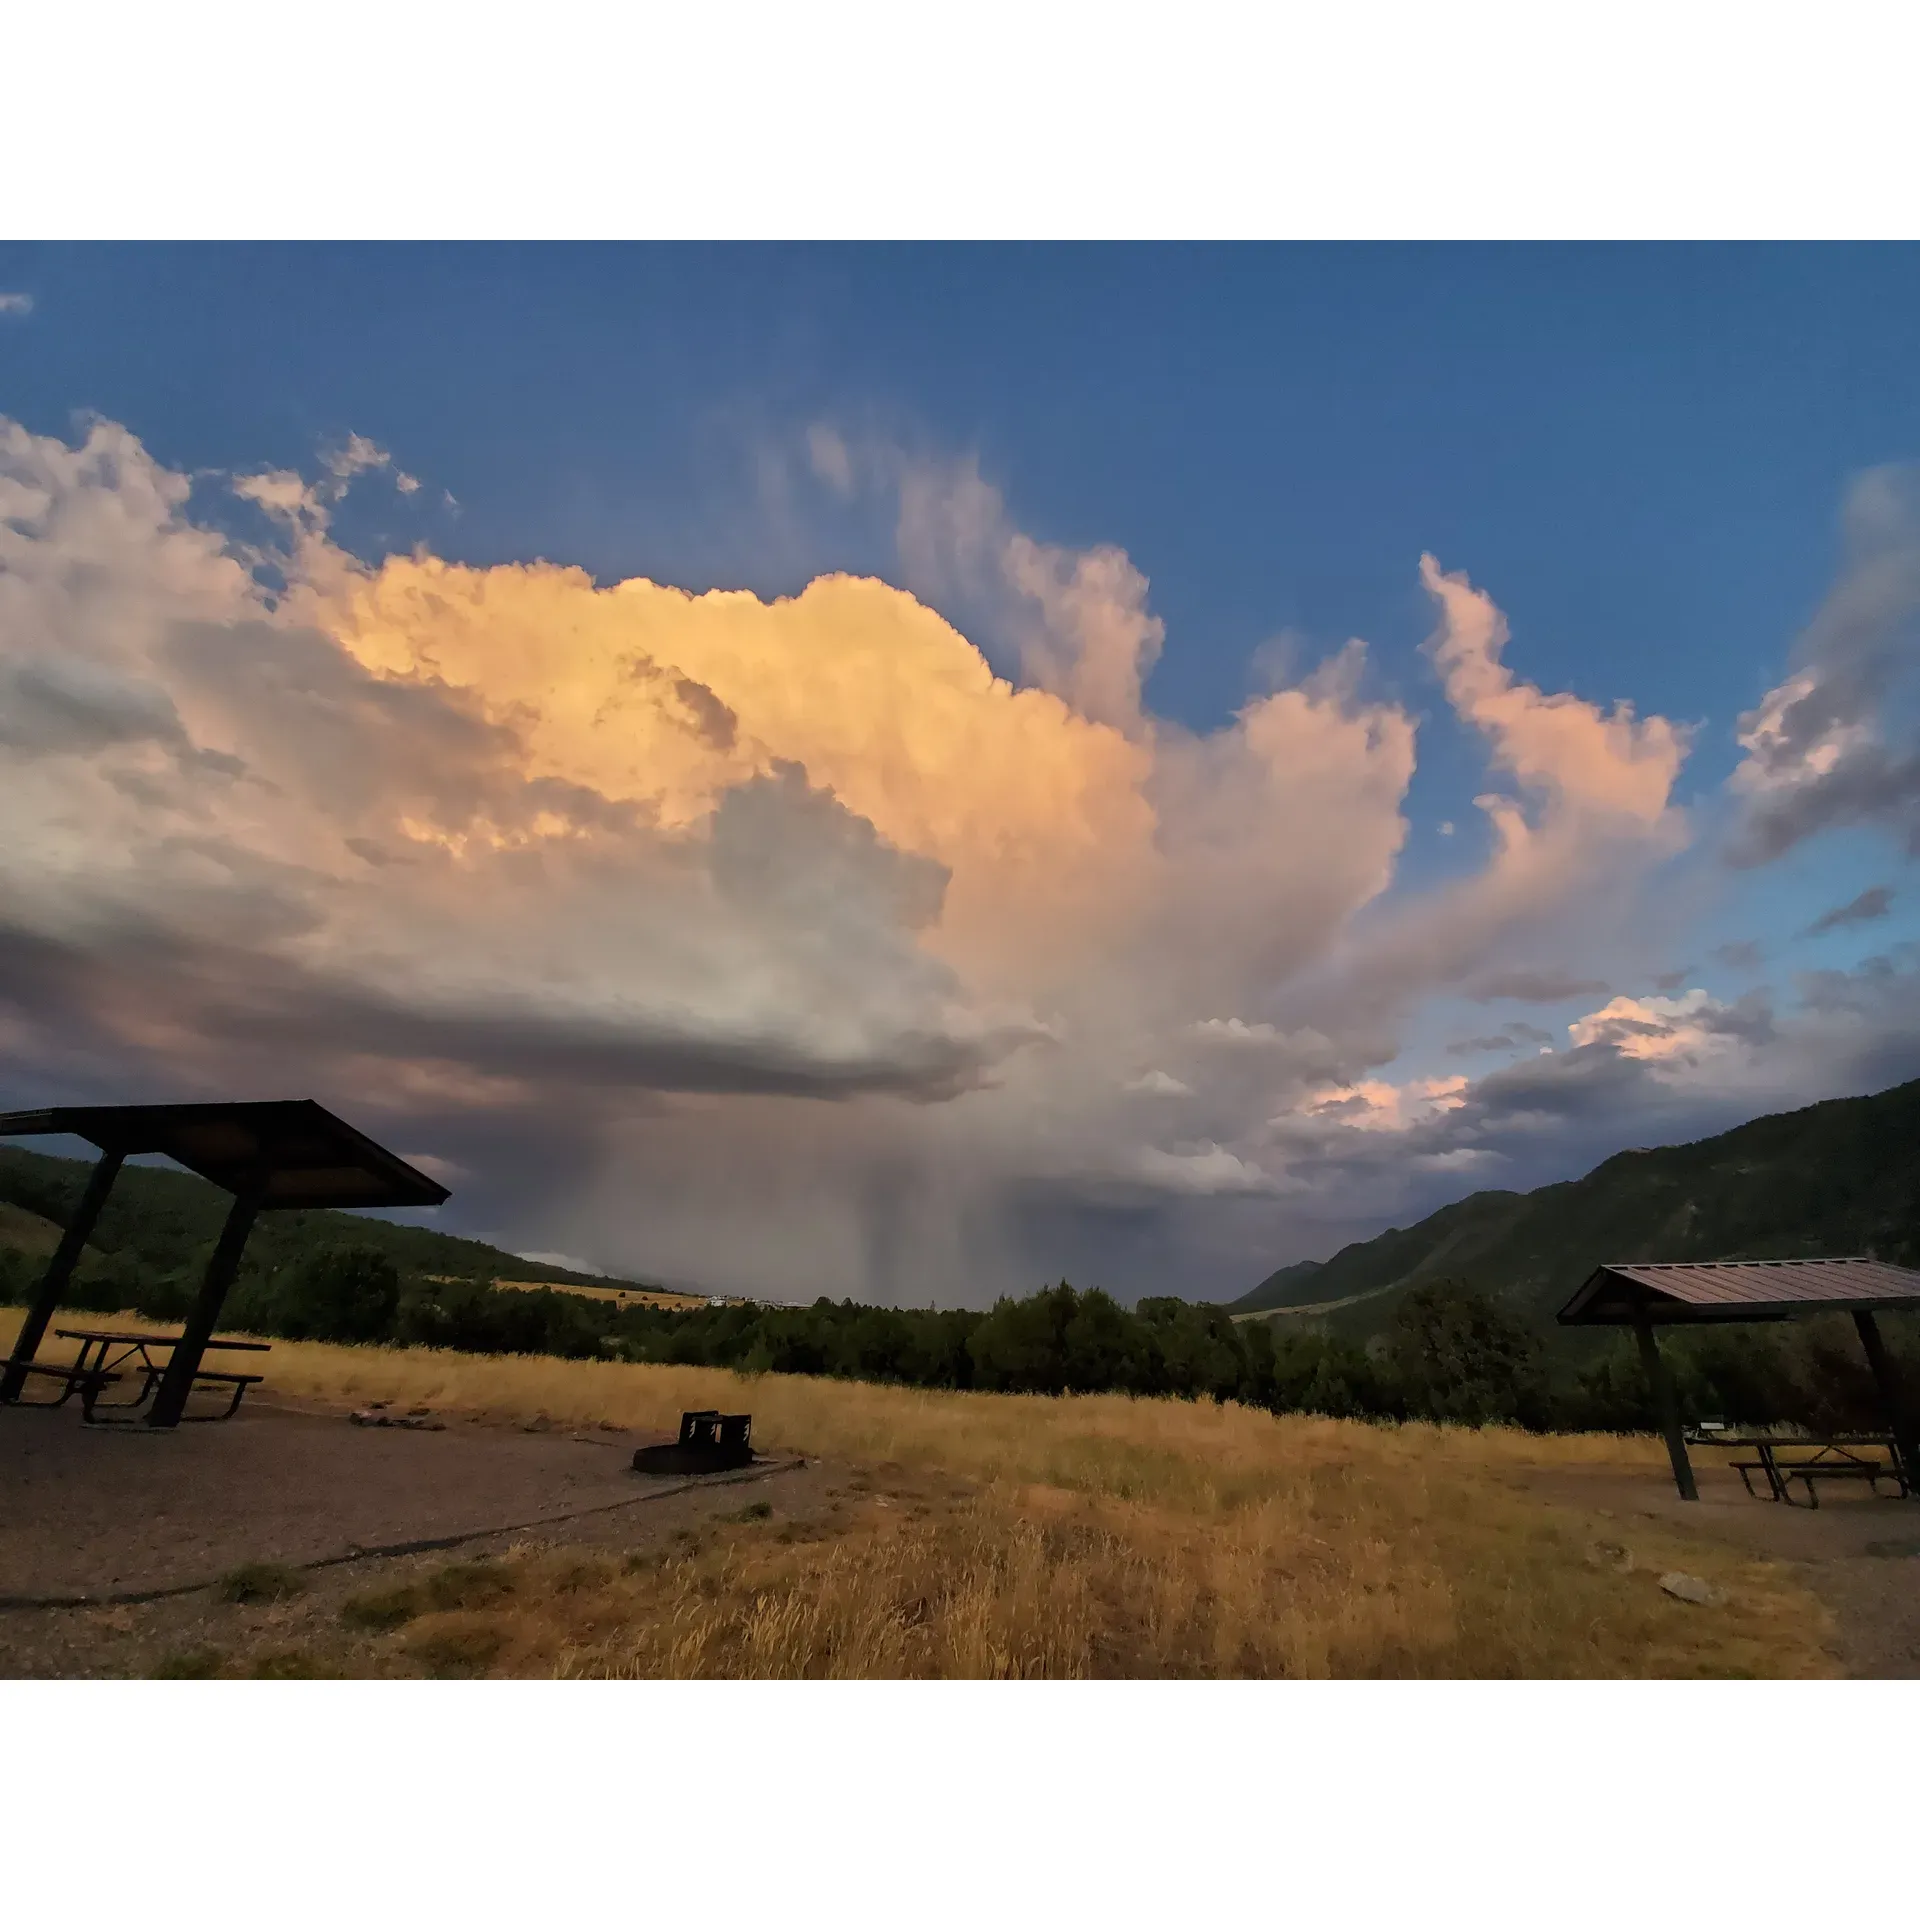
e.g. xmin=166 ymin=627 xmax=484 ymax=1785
xmin=429 ymin=1274 xmax=719 ymax=1311
xmin=0 ymin=1306 xmax=1838 ymax=1678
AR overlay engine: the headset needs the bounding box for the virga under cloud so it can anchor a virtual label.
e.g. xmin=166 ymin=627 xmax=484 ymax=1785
xmin=2 ymin=414 xmax=1918 ymax=1300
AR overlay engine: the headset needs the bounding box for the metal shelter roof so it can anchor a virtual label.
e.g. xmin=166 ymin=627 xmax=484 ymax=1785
xmin=0 ymin=1100 xmax=450 ymax=1211
xmin=1558 ymin=1257 xmax=1920 ymax=1327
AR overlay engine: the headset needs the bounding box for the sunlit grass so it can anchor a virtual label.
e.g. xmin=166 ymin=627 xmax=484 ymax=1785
xmin=2 ymin=1305 xmax=1837 ymax=1677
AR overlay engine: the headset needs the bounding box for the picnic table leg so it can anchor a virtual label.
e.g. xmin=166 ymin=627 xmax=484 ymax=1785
xmin=0 ymin=1149 xmax=126 ymax=1404
xmin=147 ymin=1187 xmax=261 ymax=1430
xmin=1852 ymin=1311 xmax=1920 ymax=1496
xmin=1633 ymin=1307 xmax=1698 ymax=1500
xmin=1760 ymin=1443 xmax=1787 ymax=1502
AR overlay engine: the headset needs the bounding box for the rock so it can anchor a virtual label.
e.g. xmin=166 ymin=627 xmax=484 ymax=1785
xmin=1586 ymin=1540 xmax=1634 ymax=1573
xmin=1659 ymin=1571 xmax=1724 ymax=1607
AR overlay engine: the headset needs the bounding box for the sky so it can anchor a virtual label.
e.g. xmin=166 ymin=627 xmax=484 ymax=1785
xmin=2 ymin=241 xmax=1919 ymax=1304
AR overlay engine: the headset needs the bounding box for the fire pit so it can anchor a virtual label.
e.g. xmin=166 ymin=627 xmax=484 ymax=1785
xmin=632 ymin=1409 xmax=754 ymax=1475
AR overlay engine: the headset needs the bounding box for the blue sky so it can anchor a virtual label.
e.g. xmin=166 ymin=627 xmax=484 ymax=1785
xmin=2 ymin=243 xmax=1917 ymax=1297
xmin=6 ymin=244 xmax=1916 ymax=708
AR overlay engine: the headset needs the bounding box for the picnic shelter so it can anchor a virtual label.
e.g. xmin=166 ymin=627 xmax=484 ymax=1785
xmin=1558 ymin=1257 xmax=1920 ymax=1501
xmin=0 ymin=1100 xmax=449 ymax=1427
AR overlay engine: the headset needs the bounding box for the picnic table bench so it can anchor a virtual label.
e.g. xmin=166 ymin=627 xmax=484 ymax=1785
xmin=8 ymin=1327 xmax=271 ymax=1424
xmin=1685 ymin=1428 xmax=1911 ymax=1508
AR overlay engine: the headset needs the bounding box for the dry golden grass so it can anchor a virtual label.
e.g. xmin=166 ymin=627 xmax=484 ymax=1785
xmin=1 ymin=1307 xmax=1839 ymax=1678
xmin=427 ymin=1274 xmax=714 ymax=1310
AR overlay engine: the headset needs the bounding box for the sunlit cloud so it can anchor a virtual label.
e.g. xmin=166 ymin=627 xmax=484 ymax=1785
xmin=2 ymin=411 xmax=1914 ymax=1300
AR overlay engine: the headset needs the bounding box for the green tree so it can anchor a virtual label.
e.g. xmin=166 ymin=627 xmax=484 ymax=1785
xmin=280 ymin=1243 xmax=403 ymax=1345
xmin=1388 ymin=1277 xmax=1546 ymax=1428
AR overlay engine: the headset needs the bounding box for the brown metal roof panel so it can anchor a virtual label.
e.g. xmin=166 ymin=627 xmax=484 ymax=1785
xmin=1610 ymin=1259 xmax=1920 ymax=1307
xmin=0 ymin=1100 xmax=449 ymax=1209
xmin=1560 ymin=1257 xmax=1920 ymax=1324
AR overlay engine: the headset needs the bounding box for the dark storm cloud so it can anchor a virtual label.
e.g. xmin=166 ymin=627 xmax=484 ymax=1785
xmin=1730 ymin=467 xmax=1920 ymax=864
xmin=0 ymin=653 xmax=189 ymax=756
xmin=0 ymin=915 xmax=1006 ymax=1109
xmin=1464 ymin=968 xmax=1611 ymax=1004
xmin=1445 ymin=1020 xmax=1554 ymax=1056
xmin=1802 ymin=885 xmax=1894 ymax=938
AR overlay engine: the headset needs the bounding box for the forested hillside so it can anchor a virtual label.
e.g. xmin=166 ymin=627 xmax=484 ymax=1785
xmin=1231 ymin=1077 xmax=1920 ymax=1340
xmin=0 ymin=1145 xmax=656 ymax=1293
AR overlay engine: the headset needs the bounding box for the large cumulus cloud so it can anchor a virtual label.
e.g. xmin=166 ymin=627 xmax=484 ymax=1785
xmin=4 ymin=413 xmax=1916 ymax=1300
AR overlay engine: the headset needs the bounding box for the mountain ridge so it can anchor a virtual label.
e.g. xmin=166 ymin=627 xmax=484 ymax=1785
xmin=1225 ymin=1077 xmax=1920 ymax=1341
xmin=0 ymin=1144 xmax=697 ymax=1298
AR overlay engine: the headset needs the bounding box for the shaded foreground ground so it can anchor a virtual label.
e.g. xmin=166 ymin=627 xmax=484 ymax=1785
xmin=0 ymin=1308 xmax=1896 ymax=1678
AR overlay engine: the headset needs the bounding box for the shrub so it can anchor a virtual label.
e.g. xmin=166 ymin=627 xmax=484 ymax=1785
xmin=277 ymin=1243 xmax=403 ymax=1345
xmin=152 ymin=1648 xmax=224 ymax=1679
xmin=216 ymin=1561 xmax=306 ymax=1605
xmin=406 ymin=1617 xmax=507 ymax=1678
xmin=423 ymin=1559 xmax=516 ymax=1610
xmin=341 ymin=1583 xmax=427 ymax=1631
xmin=1387 ymin=1277 xmax=1549 ymax=1429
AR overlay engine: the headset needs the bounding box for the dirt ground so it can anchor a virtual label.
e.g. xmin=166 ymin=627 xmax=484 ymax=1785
xmin=1516 ymin=1456 xmax=1920 ymax=1677
xmin=5 ymin=1391 xmax=1916 ymax=1677
xmin=0 ymin=1392 xmax=838 ymax=1677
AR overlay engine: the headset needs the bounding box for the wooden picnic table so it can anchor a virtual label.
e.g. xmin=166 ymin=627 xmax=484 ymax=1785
xmin=1685 ymin=1429 xmax=1911 ymax=1508
xmin=35 ymin=1327 xmax=272 ymax=1424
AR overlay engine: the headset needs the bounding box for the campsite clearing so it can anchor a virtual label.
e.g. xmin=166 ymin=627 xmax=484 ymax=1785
xmin=1 ymin=1305 xmax=1883 ymax=1679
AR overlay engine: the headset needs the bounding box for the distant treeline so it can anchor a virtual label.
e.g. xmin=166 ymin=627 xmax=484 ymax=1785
xmin=3 ymin=1232 xmax=1913 ymax=1436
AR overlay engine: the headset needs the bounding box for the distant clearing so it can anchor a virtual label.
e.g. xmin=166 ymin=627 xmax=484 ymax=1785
xmin=431 ymin=1275 xmax=719 ymax=1311
xmin=1232 ymin=1280 xmax=1407 ymax=1322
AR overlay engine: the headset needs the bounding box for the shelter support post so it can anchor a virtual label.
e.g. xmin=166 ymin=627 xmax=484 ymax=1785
xmin=1 ymin=1149 xmax=126 ymax=1403
xmin=1851 ymin=1310 xmax=1920 ymax=1494
xmin=1632 ymin=1306 xmax=1698 ymax=1500
xmin=147 ymin=1185 xmax=261 ymax=1429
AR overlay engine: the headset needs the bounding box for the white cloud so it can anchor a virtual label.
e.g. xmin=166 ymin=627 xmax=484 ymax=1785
xmin=1566 ymin=989 xmax=1734 ymax=1063
xmin=1730 ymin=466 xmax=1920 ymax=861
xmin=513 ymin=1250 xmax=604 ymax=1276
xmin=1290 ymin=1074 xmax=1469 ymax=1133
xmin=1131 ymin=1142 xmax=1285 ymax=1195
xmin=7 ymin=413 xmax=1905 ymax=1303
xmin=0 ymin=293 xmax=32 ymax=317
xmin=1127 ymin=1069 xmax=1193 ymax=1096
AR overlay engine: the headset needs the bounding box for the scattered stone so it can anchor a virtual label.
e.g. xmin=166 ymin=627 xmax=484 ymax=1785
xmin=1586 ymin=1540 xmax=1634 ymax=1573
xmin=1659 ymin=1571 xmax=1724 ymax=1607
xmin=350 ymin=1406 xmax=445 ymax=1430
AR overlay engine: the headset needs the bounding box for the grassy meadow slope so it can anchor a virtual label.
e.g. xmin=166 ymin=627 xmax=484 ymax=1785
xmin=1232 ymin=1076 xmax=1920 ymax=1338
